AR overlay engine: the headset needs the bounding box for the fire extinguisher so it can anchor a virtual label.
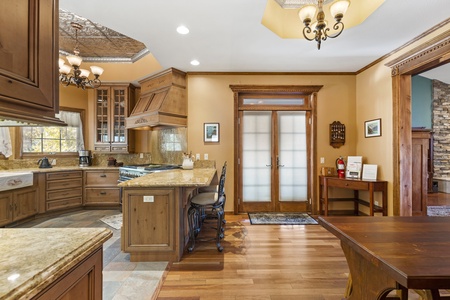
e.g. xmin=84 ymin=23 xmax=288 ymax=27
xmin=336 ymin=156 xmax=346 ymax=178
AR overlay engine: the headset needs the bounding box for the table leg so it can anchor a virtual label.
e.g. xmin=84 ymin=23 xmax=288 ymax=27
xmin=340 ymin=242 xmax=400 ymax=300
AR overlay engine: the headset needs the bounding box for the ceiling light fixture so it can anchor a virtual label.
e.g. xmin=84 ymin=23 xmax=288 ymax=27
xmin=298 ymin=0 xmax=350 ymax=50
xmin=177 ymin=25 xmax=190 ymax=34
xmin=190 ymin=60 xmax=200 ymax=66
xmin=58 ymin=22 xmax=104 ymax=89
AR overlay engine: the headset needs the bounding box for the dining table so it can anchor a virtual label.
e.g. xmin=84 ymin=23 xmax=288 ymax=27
xmin=318 ymin=216 xmax=450 ymax=300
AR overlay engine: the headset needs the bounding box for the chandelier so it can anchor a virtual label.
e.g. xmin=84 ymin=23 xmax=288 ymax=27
xmin=58 ymin=22 xmax=104 ymax=89
xmin=298 ymin=0 xmax=350 ymax=50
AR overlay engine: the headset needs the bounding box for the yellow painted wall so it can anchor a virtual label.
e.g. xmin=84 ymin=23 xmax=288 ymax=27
xmin=187 ymin=74 xmax=357 ymax=212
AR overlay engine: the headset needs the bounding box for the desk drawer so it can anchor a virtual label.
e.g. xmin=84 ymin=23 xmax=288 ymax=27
xmin=327 ymin=178 xmax=368 ymax=190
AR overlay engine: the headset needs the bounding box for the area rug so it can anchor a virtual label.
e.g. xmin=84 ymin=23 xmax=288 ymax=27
xmin=427 ymin=206 xmax=450 ymax=217
xmin=100 ymin=214 xmax=123 ymax=230
xmin=248 ymin=212 xmax=318 ymax=225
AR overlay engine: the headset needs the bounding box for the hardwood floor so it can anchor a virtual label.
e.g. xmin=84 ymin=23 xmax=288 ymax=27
xmin=157 ymin=214 xmax=426 ymax=300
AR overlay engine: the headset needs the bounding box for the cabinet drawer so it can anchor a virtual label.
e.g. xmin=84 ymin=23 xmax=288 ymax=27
xmin=85 ymin=171 xmax=119 ymax=186
xmin=85 ymin=188 xmax=120 ymax=204
xmin=46 ymin=178 xmax=82 ymax=191
xmin=47 ymin=188 xmax=83 ymax=201
xmin=46 ymin=197 xmax=82 ymax=211
xmin=327 ymin=178 xmax=369 ymax=190
xmin=46 ymin=171 xmax=82 ymax=181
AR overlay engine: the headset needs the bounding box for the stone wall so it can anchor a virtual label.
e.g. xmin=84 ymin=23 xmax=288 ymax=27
xmin=433 ymin=79 xmax=450 ymax=178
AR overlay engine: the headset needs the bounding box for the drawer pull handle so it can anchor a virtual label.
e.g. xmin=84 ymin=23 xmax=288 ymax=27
xmin=100 ymin=192 xmax=107 ymax=195
xmin=100 ymin=175 xmax=107 ymax=178
xmin=345 ymin=183 xmax=349 ymax=186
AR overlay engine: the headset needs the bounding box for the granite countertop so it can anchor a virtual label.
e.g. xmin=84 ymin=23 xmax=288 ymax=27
xmin=0 ymin=228 xmax=112 ymax=299
xmin=118 ymin=168 xmax=217 ymax=188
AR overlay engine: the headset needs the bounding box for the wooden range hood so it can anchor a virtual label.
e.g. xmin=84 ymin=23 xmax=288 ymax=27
xmin=125 ymin=68 xmax=187 ymax=130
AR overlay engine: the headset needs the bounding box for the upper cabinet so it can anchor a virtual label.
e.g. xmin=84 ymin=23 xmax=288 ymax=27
xmin=0 ymin=0 xmax=65 ymax=126
xmin=93 ymin=83 xmax=136 ymax=153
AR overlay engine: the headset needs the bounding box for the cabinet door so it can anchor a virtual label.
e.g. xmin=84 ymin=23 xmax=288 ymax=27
xmin=0 ymin=192 xmax=13 ymax=226
xmin=95 ymin=87 xmax=111 ymax=150
xmin=111 ymin=87 xmax=128 ymax=149
xmin=0 ymin=0 xmax=63 ymax=125
xmin=13 ymin=187 xmax=38 ymax=221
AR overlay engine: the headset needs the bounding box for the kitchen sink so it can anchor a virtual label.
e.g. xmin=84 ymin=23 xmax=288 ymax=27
xmin=0 ymin=172 xmax=33 ymax=192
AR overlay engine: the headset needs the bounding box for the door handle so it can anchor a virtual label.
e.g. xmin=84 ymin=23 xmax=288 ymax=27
xmin=266 ymin=164 xmax=272 ymax=167
xmin=277 ymin=156 xmax=285 ymax=168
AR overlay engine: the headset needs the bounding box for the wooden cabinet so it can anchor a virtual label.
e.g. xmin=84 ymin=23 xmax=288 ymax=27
xmin=33 ymin=247 xmax=103 ymax=300
xmin=0 ymin=0 xmax=64 ymax=126
xmin=45 ymin=171 xmax=83 ymax=212
xmin=93 ymin=84 xmax=136 ymax=153
xmin=84 ymin=170 xmax=120 ymax=206
xmin=0 ymin=185 xmax=38 ymax=226
xmin=412 ymin=129 xmax=432 ymax=216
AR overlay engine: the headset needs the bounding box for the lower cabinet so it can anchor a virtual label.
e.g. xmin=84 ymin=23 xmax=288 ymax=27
xmin=33 ymin=247 xmax=103 ymax=300
xmin=46 ymin=171 xmax=83 ymax=212
xmin=0 ymin=185 xmax=38 ymax=226
xmin=84 ymin=170 xmax=120 ymax=206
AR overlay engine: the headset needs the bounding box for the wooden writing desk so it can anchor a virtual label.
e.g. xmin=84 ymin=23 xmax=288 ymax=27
xmin=319 ymin=216 xmax=450 ymax=299
xmin=319 ymin=176 xmax=387 ymax=216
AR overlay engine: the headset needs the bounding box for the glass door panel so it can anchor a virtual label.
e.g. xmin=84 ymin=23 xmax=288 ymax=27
xmin=278 ymin=111 xmax=307 ymax=202
xmin=242 ymin=111 xmax=272 ymax=202
xmin=112 ymin=89 xmax=126 ymax=143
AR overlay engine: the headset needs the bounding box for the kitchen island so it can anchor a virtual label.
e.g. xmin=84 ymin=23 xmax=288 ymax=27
xmin=118 ymin=168 xmax=217 ymax=262
xmin=0 ymin=227 xmax=112 ymax=299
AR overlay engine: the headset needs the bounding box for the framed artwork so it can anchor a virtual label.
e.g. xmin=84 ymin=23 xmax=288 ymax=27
xmin=204 ymin=123 xmax=220 ymax=143
xmin=365 ymin=118 xmax=382 ymax=138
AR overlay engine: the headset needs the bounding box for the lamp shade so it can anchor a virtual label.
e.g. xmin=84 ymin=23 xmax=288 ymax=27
xmin=59 ymin=64 xmax=72 ymax=75
xmin=90 ymin=66 xmax=104 ymax=76
xmin=67 ymin=55 xmax=82 ymax=67
xmin=298 ymin=5 xmax=317 ymax=23
xmin=79 ymin=69 xmax=90 ymax=78
xmin=58 ymin=58 xmax=65 ymax=69
xmin=330 ymin=0 xmax=350 ymax=18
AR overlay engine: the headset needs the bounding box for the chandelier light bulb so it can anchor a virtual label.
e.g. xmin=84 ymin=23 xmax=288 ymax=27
xmin=90 ymin=66 xmax=104 ymax=76
xmin=330 ymin=0 xmax=350 ymax=21
xmin=79 ymin=69 xmax=90 ymax=78
xmin=59 ymin=64 xmax=72 ymax=75
xmin=67 ymin=55 xmax=82 ymax=67
xmin=299 ymin=5 xmax=317 ymax=25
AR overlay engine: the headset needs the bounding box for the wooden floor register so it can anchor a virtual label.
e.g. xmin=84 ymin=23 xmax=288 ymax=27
xmin=319 ymin=176 xmax=387 ymax=216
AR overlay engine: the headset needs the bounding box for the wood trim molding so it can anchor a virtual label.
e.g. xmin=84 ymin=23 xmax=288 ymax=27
xmin=229 ymin=85 xmax=323 ymax=94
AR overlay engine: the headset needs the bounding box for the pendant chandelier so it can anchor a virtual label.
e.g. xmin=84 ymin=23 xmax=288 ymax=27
xmin=58 ymin=22 xmax=104 ymax=89
xmin=298 ymin=0 xmax=350 ymax=50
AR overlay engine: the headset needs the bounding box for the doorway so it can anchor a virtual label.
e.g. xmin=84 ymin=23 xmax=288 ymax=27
xmin=387 ymin=31 xmax=450 ymax=216
xmin=230 ymin=85 xmax=322 ymax=214
xmin=239 ymin=110 xmax=310 ymax=212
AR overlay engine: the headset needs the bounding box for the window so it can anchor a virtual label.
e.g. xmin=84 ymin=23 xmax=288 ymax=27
xmin=22 ymin=109 xmax=85 ymax=155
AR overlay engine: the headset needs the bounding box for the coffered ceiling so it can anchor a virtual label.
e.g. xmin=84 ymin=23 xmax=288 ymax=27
xmin=59 ymin=0 xmax=450 ymax=75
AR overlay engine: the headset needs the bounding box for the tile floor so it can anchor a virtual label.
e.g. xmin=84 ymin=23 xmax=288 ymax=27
xmin=16 ymin=209 xmax=166 ymax=300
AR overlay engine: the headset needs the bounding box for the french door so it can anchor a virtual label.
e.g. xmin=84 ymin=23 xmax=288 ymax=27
xmin=238 ymin=110 xmax=311 ymax=213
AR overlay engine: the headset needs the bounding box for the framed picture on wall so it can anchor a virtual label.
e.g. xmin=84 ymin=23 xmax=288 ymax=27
xmin=204 ymin=123 xmax=220 ymax=143
xmin=365 ymin=118 xmax=382 ymax=138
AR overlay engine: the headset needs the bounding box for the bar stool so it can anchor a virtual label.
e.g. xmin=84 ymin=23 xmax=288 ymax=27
xmin=187 ymin=170 xmax=226 ymax=252
xmin=197 ymin=161 xmax=227 ymax=223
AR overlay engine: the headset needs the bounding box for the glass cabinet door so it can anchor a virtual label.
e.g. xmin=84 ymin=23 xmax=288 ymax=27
xmin=112 ymin=88 xmax=127 ymax=144
xmin=96 ymin=88 xmax=109 ymax=143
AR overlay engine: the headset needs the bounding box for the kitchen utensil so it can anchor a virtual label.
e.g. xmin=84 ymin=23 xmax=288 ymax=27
xmin=37 ymin=157 xmax=52 ymax=168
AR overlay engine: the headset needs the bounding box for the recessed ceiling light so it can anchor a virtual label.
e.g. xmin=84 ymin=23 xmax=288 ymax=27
xmin=177 ymin=25 xmax=189 ymax=34
xmin=190 ymin=60 xmax=200 ymax=66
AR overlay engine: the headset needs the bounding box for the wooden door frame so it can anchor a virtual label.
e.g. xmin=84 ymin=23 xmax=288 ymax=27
xmin=229 ymin=85 xmax=323 ymax=214
xmin=386 ymin=30 xmax=450 ymax=216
